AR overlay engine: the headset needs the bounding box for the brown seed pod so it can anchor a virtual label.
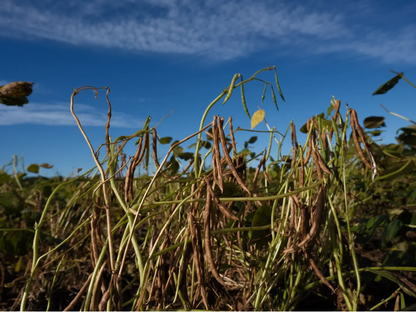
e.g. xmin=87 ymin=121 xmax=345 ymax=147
xmin=0 ymin=81 xmax=34 ymax=98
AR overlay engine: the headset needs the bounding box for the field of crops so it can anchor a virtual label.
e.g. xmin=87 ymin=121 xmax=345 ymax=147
xmin=1 ymin=68 xmax=416 ymax=311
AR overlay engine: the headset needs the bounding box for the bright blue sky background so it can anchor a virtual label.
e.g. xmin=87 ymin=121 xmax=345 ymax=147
xmin=1 ymin=0 xmax=415 ymax=177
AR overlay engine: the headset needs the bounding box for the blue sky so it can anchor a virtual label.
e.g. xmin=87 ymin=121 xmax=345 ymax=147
xmin=1 ymin=0 xmax=415 ymax=177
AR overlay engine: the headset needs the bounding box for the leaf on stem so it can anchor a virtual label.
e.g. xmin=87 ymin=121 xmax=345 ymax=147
xmin=251 ymin=109 xmax=265 ymax=129
xmin=373 ymin=73 xmax=402 ymax=95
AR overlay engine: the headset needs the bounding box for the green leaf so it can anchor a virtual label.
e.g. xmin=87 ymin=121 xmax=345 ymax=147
xmin=375 ymin=160 xmax=415 ymax=181
xmin=363 ymin=116 xmax=386 ymax=129
xmin=172 ymin=145 xmax=184 ymax=156
xmin=159 ymin=137 xmax=173 ymax=144
xmin=373 ymin=73 xmax=402 ymax=95
xmin=381 ymin=219 xmax=403 ymax=249
xmin=367 ymin=215 xmax=389 ymax=230
xmin=27 ymin=164 xmax=40 ymax=174
xmin=206 ymin=128 xmax=213 ymax=141
xmin=248 ymin=136 xmax=258 ymax=144
xmin=166 ymin=156 xmax=179 ymax=176
xmin=201 ymin=141 xmax=212 ymax=149
xmin=321 ymin=119 xmax=332 ymax=131
xmin=248 ymin=206 xmax=273 ymax=247
xmin=326 ymin=104 xmax=334 ymax=117
xmin=177 ymin=152 xmax=194 ymax=161
xmin=15 ymin=256 xmax=23 ymax=272
xmin=382 ymin=144 xmax=402 ymax=157
xmin=0 ymin=171 xmax=11 ymax=184
xmin=214 ymin=181 xmax=243 ymax=197
xmin=368 ymin=130 xmax=383 ymax=137
xmin=300 ymin=123 xmax=308 ymax=134
xmin=400 ymin=293 xmax=406 ymax=310
xmin=134 ymin=116 xmax=151 ymax=145
xmin=355 ymin=215 xmax=389 ymax=244
xmin=251 ymin=109 xmax=265 ymax=129
xmin=397 ymin=127 xmax=416 ymax=147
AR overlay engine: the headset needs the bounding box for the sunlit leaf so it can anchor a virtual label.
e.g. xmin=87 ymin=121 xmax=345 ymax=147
xmin=251 ymin=109 xmax=265 ymax=129
xmin=134 ymin=116 xmax=151 ymax=145
xmin=368 ymin=130 xmax=383 ymax=137
xmin=326 ymin=104 xmax=334 ymax=117
xmin=159 ymin=137 xmax=173 ymax=144
xmin=300 ymin=123 xmax=308 ymax=134
xmin=373 ymin=73 xmax=402 ymax=95
xmin=172 ymin=145 xmax=183 ymax=156
xmin=364 ymin=116 xmax=386 ymax=129
xmin=15 ymin=256 xmax=23 ymax=273
xmin=27 ymin=164 xmax=40 ymax=174
xmin=321 ymin=119 xmax=332 ymax=131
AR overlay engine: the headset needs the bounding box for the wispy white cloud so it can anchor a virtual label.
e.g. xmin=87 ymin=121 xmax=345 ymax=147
xmin=0 ymin=0 xmax=415 ymax=64
xmin=0 ymin=102 xmax=144 ymax=127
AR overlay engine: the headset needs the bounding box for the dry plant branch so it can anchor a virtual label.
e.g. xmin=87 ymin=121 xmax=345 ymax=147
xmin=118 ymin=122 xmax=214 ymax=307
xmin=69 ymin=86 xmax=118 ymax=307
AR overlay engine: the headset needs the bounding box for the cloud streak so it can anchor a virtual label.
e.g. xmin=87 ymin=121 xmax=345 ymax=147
xmin=0 ymin=102 xmax=143 ymax=127
xmin=0 ymin=0 xmax=415 ymax=63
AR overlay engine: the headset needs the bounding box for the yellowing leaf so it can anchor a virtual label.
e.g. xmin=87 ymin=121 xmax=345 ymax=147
xmin=251 ymin=109 xmax=265 ymax=129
